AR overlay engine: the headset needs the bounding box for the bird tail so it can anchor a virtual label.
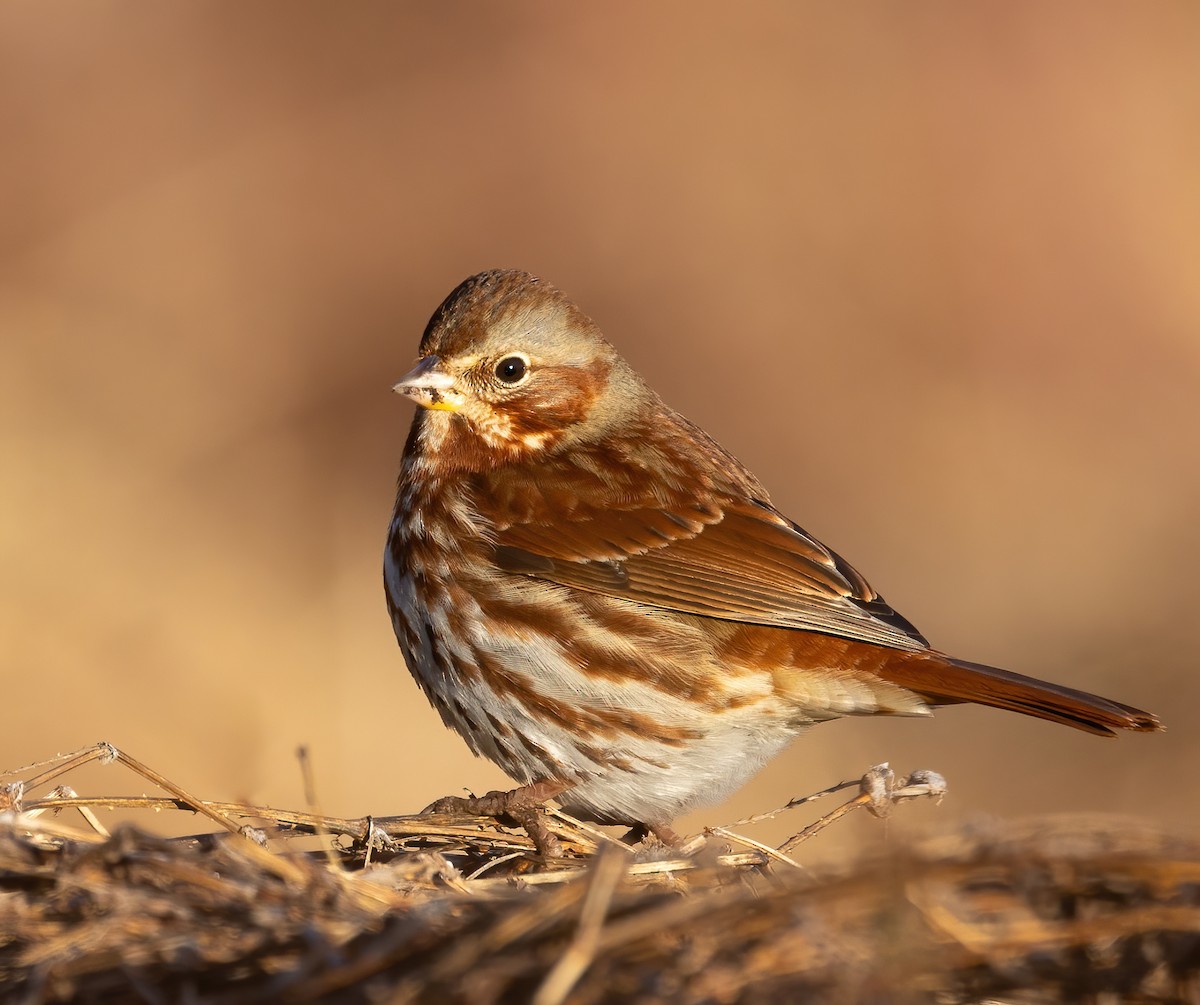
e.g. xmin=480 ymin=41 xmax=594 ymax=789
xmin=878 ymin=652 xmax=1161 ymax=737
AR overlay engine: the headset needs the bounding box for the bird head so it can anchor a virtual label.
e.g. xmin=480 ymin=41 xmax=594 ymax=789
xmin=394 ymin=270 xmax=649 ymax=464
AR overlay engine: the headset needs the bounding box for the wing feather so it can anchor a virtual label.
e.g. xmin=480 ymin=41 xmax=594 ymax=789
xmin=491 ymin=491 xmax=928 ymax=651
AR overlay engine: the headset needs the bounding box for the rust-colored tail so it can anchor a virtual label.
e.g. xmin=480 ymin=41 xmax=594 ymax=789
xmin=880 ymin=652 xmax=1161 ymax=737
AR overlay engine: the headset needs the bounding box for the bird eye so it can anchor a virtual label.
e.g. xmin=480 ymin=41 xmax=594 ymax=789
xmin=494 ymin=355 xmax=528 ymax=384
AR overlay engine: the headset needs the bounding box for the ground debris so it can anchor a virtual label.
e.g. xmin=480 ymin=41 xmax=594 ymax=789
xmin=2 ymin=813 xmax=1199 ymax=1003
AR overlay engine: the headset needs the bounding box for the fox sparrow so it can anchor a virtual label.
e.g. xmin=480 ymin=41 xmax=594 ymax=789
xmin=385 ymin=270 xmax=1159 ymax=840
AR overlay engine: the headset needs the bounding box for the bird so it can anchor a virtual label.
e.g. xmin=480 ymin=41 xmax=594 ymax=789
xmin=384 ymin=269 xmax=1160 ymax=846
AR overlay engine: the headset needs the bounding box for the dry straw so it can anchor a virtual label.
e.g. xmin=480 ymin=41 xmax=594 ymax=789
xmin=2 ymin=743 xmax=1197 ymax=1003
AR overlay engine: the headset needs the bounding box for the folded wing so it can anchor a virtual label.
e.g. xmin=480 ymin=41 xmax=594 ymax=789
xmin=493 ymin=493 xmax=929 ymax=652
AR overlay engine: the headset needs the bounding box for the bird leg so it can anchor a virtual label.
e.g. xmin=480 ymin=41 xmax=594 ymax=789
xmin=423 ymin=779 xmax=569 ymax=858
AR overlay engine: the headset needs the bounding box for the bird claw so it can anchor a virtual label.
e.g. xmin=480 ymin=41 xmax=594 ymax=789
xmin=421 ymin=780 xmax=568 ymax=858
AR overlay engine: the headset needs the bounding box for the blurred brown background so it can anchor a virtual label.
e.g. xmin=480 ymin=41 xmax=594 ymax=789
xmin=2 ymin=3 xmax=1196 ymax=857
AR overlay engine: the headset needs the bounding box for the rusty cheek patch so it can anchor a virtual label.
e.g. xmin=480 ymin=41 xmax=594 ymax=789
xmin=496 ymin=360 xmax=609 ymax=443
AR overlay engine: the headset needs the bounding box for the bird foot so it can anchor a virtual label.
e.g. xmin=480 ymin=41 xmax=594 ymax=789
xmin=423 ymin=779 xmax=568 ymax=858
xmin=619 ymin=821 xmax=682 ymax=848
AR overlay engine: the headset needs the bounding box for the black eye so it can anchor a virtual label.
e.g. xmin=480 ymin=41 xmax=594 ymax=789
xmin=494 ymin=356 xmax=527 ymax=384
